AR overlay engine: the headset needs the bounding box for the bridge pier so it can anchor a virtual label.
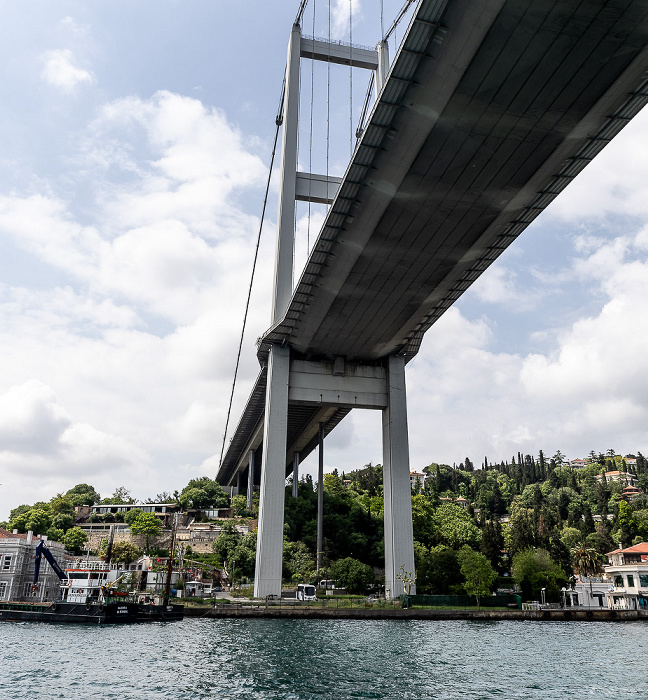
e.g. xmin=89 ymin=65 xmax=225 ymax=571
xmin=382 ymin=355 xmax=416 ymax=597
xmin=253 ymin=352 xmax=415 ymax=599
xmin=253 ymin=344 xmax=290 ymax=598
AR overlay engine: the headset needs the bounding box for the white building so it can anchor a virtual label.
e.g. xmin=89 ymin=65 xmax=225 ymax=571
xmin=595 ymin=471 xmax=638 ymax=487
xmin=409 ymin=471 xmax=425 ymax=489
xmin=603 ymin=543 xmax=648 ymax=610
xmin=0 ymin=528 xmax=69 ymax=602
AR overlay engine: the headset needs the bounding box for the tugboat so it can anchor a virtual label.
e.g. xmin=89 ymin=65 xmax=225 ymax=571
xmin=0 ymin=541 xmax=183 ymax=624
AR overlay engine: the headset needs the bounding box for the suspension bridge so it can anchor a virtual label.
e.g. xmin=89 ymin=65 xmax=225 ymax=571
xmin=217 ymin=0 xmax=648 ymax=598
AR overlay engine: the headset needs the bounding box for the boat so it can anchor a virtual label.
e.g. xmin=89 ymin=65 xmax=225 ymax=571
xmin=0 ymin=549 xmax=183 ymax=624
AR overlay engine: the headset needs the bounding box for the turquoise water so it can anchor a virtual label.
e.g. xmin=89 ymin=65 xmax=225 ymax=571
xmin=1 ymin=618 xmax=647 ymax=699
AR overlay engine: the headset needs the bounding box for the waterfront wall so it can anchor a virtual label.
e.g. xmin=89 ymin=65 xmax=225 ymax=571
xmin=184 ymin=605 xmax=648 ymax=622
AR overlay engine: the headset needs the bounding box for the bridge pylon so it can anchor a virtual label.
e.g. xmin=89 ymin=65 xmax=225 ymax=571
xmin=253 ymin=21 xmax=414 ymax=600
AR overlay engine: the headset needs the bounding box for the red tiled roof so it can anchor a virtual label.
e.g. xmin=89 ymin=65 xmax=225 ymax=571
xmin=606 ymin=542 xmax=648 ymax=556
xmin=0 ymin=527 xmax=27 ymax=539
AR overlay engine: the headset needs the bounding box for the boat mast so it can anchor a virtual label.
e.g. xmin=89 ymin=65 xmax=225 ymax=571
xmin=163 ymin=514 xmax=177 ymax=605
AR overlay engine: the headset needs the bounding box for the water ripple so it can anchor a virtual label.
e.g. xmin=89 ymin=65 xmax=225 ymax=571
xmin=1 ymin=619 xmax=647 ymax=699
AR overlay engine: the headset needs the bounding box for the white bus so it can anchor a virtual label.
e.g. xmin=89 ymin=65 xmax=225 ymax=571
xmin=296 ymin=583 xmax=317 ymax=601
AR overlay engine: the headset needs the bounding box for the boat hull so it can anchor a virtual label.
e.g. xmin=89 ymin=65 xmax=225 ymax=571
xmin=0 ymin=600 xmax=184 ymax=624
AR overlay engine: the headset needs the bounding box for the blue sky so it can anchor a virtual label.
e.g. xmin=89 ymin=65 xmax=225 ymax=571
xmin=1 ymin=0 xmax=648 ymax=519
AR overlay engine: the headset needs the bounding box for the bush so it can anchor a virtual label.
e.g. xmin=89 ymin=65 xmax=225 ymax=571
xmin=329 ymin=557 xmax=375 ymax=594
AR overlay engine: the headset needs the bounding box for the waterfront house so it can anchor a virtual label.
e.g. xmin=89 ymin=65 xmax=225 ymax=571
xmin=603 ymin=543 xmax=648 ymax=610
xmin=0 ymin=528 xmax=69 ymax=602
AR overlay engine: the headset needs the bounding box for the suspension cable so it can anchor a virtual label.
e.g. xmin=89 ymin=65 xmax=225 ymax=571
xmin=326 ymin=0 xmax=331 ymax=187
xmin=349 ymin=0 xmax=353 ymax=156
xmin=295 ymin=0 xmax=310 ymax=26
xmin=307 ymin=0 xmax=316 ymax=254
xmin=383 ymin=0 xmax=415 ymax=42
xmin=356 ymin=71 xmax=374 ymax=141
xmin=218 ymin=118 xmax=282 ymax=470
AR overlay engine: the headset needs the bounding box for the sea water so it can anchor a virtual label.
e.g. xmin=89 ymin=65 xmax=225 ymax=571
xmin=1 ymin=618 xmax=646 ymax=699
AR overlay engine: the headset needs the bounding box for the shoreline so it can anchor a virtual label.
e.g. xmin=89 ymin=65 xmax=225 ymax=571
xmin=183 ymin=605 xmax=648 ymax=622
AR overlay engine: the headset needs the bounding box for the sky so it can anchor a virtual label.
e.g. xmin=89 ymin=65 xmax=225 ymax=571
xmin=2 ymin=0 xmax=648 ymax=520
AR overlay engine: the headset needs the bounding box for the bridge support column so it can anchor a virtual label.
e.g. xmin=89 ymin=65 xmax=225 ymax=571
xmin=382 ymin=355 xmax=416 ymax=598
xmin=254 ymin=344 xmax=290 ymax=598
xmin=292 ymin=451 xmax=300 ymax=498
xmin=247 ymin=449 xmax=255 ymax=510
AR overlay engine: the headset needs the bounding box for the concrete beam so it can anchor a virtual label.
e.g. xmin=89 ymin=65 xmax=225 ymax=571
xmin=300 ymin=37 xmax=378 ymax=70
xmin=295 ymin=172 xmax=342 ymax=204
xmin=288 ymin=359 xmax=387 ymax=408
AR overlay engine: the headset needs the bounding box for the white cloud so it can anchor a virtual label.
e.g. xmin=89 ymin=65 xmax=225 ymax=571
xmin=547 ymin=108 xmax=648 ymax=222
xmin=469 ymin=265 xmax=540 ymax=311
xmin=0 ymin=89 xmax=277 ymax=519
xmin=41 ymin=49 xmax=94 ymax=92
xmin=332 ymin=0 xmax=363 ymax=38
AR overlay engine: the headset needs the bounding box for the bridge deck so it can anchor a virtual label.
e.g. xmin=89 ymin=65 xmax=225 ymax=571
xmin=219 ymin=0 xmax=648 ymax=485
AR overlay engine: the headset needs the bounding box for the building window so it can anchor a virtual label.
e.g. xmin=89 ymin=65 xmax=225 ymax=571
xmin=1 ymin=555 xmax=12 ymax=571
xmin=0 ymin=581 xmax=7 ymax=600
xmin=627 ymin=575 xmax=635 ymax=588
xmin=639 ymin=575 xmax=648 ymax=588
xmin=615 ymin=575 xmax=624 ymax=587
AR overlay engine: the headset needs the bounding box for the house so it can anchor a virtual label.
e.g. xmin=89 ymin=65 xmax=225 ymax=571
xmin=455 ymin=496 xmax=469 ymax=509
xmin=409 ymin=471 xmax=425 ymax=489
xmin=89 ymin=502 xmax=180 ymax=525
xmin=603 ymin=543 xmax=648 ymax=610
xmin=570 ymin=458 xmax=588 ymax=469
xmin=595 ymin=471 xmax=638 ymax=487
xmin=0 ymin=528 xmax=69 ymax=602
xmin=621 ymin=485 xmax=642 ymax=502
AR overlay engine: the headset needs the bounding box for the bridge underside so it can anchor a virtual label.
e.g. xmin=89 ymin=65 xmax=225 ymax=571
xmin=219 ymin=0 xmax=648 ymax=491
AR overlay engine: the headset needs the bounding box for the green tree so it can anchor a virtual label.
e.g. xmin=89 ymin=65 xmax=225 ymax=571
xmin=570 ymin=544 xmax=601 ymax=601
xmin=99 ymin=486 xmax=136 ymax=505
xmin=49 ymin=494 xmax=74 ymax=515
xmin=230 ymin=494 xmax=249 ymax=516
xmin=63 ymin=526 xmax=88 ymax=554
xmin=480 ymin=519 xmax=504 ymax=572
xmin=9 ymin=508 xmax=52 ymax=535
xmin=51 ymin=512 xmax=74 ymax=532
xmin=457 ymin=546 xmax=497 ymax=608
xmin=511 ymin=547 xmax=568 ymax=602
xmin=230 ymin=532 xmax=257 ymax=582
xmin=432 ymin=503 xmax=480 ymax=549
xmin=45 ymin=527 xmax=65 ymax=543
xmin=283 ymin=539 xmax=315 ymax=583
xmin=179 ymin=477 xmax=229 ymax=510
xmin=211 ymin=520 xmax=241 ymax=565
xmin=108 ymin=541 xmax=142 ymax=565
xmin=329 ymin=557 xmax=374 ymax=594
xmin=411 ymin=494 xmax=436 ymax=546
xmin=129 ymin=512 xmax=162 ymax=551
xmin=65 ymin=483 xmax=101 ymax=507
xmin=417 ymin=546 xmax=463 ymax=595
xmin=123 ymin=508 xmax=144 ymax=525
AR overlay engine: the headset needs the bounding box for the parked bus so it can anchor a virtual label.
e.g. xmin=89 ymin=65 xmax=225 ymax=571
xmin=296 ymin=583 xmax=317 ymax=601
